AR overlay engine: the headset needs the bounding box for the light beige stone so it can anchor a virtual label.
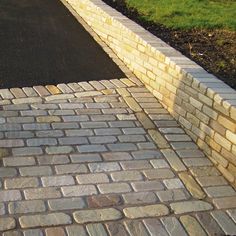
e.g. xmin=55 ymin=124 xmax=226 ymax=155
xmin=180 ymin=215 xmax=207 ymax=236
xmin=124 ymin=97 xmax=142 ymax=112
xmin=179 ymin=172 xmax=206 ymax=199
xmin=73 ymin=208 xmax=122 ymax=223
xmin=148 ymin=129 xmax=170 ymax=149
xmin=0 ymin=217 xmax=16 ymax=231
xmin=136 ymin=112 xmax=155 ymax=129
xmin=19 ymin=213 xmax=71 ymax=228
xmin=170 ymin=200 xmax=213 ymax=214
xmin=123 ymin=204 xmax=169 ymax=218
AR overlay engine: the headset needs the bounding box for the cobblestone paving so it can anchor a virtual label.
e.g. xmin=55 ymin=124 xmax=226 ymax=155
xmin=0 ymin=79 xmax=236 ymax=235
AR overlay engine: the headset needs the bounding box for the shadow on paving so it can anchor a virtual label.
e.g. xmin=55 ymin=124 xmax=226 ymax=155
xmin=0 ymin=0 xmax=124 ymax=89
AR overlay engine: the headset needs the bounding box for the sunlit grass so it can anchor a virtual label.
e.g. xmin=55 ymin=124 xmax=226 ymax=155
xmin=125 ymin=0 xmax=236 ymax=30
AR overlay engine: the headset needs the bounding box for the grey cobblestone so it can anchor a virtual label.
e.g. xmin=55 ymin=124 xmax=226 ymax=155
xmin=73 ymin=208 xmax=122 ymax=223
xmin=111 ymin=171 xmax=143 ymax=182
xmin=94 ymin=128 xmax=122 ymax=135
xmin=89 ymin=162 xmax=120 ymax=172
xmin=46 ymin=146 xmax=74 ymax=154
xmin=52 ymin=122 xmax=79 ymax=129
xmin=109 ymin=121 xmax=136 ymax=128
xmin=183 ymin=158 xmax=212 ymax=167
xmin=62 ymin=115 xmax=89 ymax=122
xmin=211 ymin=211 xmax=236 ymax=235
xmin=123 ymin=192 xmax=157 ymax=204
xmin=227 ymin=209 xmax=236 ymax=223
xmin=108 ymin=143 xmax=137 ymax=151
xmin=23 ymin=123 xmax=50 ymax=130
xmin=5 ymin=177 xmax=39 ymax=189
xmin=143 ymin=169 xmax=175 ymax=179
xmin=77 ymin=144 xmax=107 ymax=153
xmin=76 ymin=108 xmax=101 ymax=115
xmin=65 ymin=129 xmax=93 ymax=136
xmin=120 ymin=160 xmax=152 ymax=170
xmin=0 ymin=111 xmax=18 ymax=117
xmin=6 ymin=131 xmax=34 ymax=139
xmin=156 ymin=189 xmax=190 ymax=202
xmin=81 ymin=121 xmax=108 ymax=128
xmin=48 ymin=197 xmax=86 ymax=211
xmin=0 ymin=217 xmax=16 ymax=231
xmin=161 ymin=217 xmax=188 ymax=236
xmin=132 ymin=150 xmax=163 ymax=160
xmin=89 ymin=136 xmax=117 ymax=144
xmin=55 ymin=164 xmax=88 ymax=174
xmin=204 ymin=186 xmax=236 ymax=197
xmin=59 ymin=103 xmax=83 ymax=109
xmin=0 ymin=203 xmax=5 ymax=215
xmin=0 ymin=190 xmax=22 ymax=202
xmin=66 ymin=225 xmax=87 ymax=236
xmin=0 ymin=89 xmax=14 ymax=99
xmin=61 ymin=185 xmax=97 ymax=197
xmin=124 ymin=220 xmax=149 ymax=236
xmin=49 ymin=109 xmax=75 ymax=116
xmin=7 ymin=117 xmax=34 ymax=123
xmin=0 ymin=124 xmax=21 ymax=131
xmin=118 ymin=135 xmax=146 ymax=142
xmin=87 ymin=224 xmax=108 ymax=236
xmin=8 ymin=200 xmax=46 ymax=214
xmin=24 ymin=187 xmax=61 ymax=200
xmin=143 ymin=219 xmax=169 ymax=236
xmin=196 ymin=212 xmax=225 ymax=236
xmin=106 ymin=222 xmax=129 ymax=236
xmin=170 ymin=141 xmax=198 ymax=150
xmin=22 ymin=87 xmax=38 ymax=97
xmin=150 ymin=159 xmax=170 ymax=168
xmin=90 ymin=114 xmax=116 ymax=121
xmin=98 ymin=183 xmax=131 ymax=194
xmin=20 ymin=166 xmax=52 ymax=176
xmin=76 ymin=173 xmax=109 ymax=184
xmin=196 ymin=176 xmax=228 ymax=187
xmin=0 ymin=139 xmax=24 ymax=147
xmin=70 ymin=153 xmax=102 ymax=163
xmin=59 ymin=137 xmax=88 ymax=145
xmin=0 ymin=168 xmax=17 ymax=177
xmin=37 ymin=155 xmax=69 ymax=164
xmin=137 ymin=142 xmax=156 ymax=150
xmin=4 ymin=104 xmax=29 ymax=110
xmin=12 ymin=97 xmax=42 ymax=104
xmin=42 ymin=175 xmax=75 ymax=187
xmin=132 ymin=181 xmax=164 ymax=192
xmin=19 ymin=212 xmax=71 ymax=228
xmin=163 ymin=178 xmax=185 ymax=189
xmin=86 ymin=102 xmax=110 ymax=109
xmin=3 ymin=157 xmax=35 ymax=166
xmin=102 ymin=152 xmax=132 ymax=161
xmin=36 ymin=130 xmax=64 ymax=137
xmin=23 ymin=229 xmax=44 ymax=236
xmin=27 ymin=138 xmax=57 ymax=146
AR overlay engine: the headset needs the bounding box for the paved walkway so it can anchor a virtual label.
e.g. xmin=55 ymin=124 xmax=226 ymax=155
xmin=0 ymin=79 xmax=236 ymax=235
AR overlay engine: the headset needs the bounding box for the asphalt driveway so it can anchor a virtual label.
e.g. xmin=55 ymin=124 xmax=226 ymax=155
xmin=0 ymin=0 xmax=124 ymax=88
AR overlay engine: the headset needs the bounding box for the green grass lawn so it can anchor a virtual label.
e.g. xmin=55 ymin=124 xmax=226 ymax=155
xmin=125 ymin=0 xmax=236 ymax=30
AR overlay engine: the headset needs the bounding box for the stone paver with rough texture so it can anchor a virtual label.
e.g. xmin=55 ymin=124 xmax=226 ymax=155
xmin=0 ymin=1 xmax=236 ymax=234
xmin=0 ymin=78 xmax=236 ymax=235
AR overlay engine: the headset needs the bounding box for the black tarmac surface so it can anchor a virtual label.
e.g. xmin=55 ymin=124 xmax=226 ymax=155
xmin=0 ymin=0 xmax=124 ymax=88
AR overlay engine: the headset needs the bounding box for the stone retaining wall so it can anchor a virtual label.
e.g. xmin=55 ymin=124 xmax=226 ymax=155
xmin=65 ymin=0 xmax=236 ymax=186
